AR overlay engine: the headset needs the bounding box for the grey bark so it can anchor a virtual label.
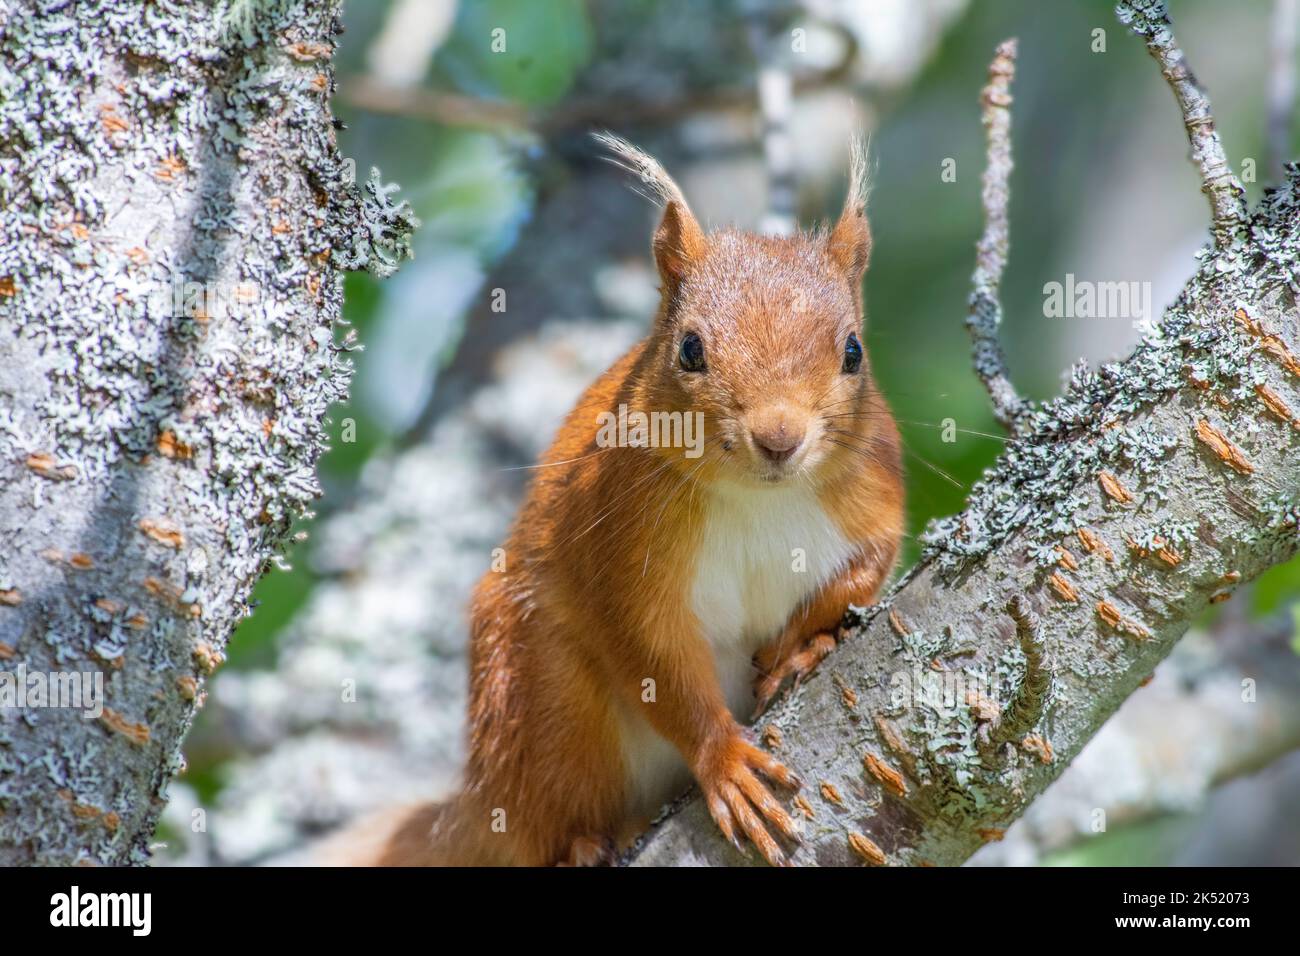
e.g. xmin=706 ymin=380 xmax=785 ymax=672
xmin=628 ymin=1 xmax=1300 ymax=866
xmin=966 ymin=39 xmax=1030 ymax=432
xmin=972 ymin=616 xmax=1300 ymax=865
xmin=0 ymin=0 xmax=414 ymax=865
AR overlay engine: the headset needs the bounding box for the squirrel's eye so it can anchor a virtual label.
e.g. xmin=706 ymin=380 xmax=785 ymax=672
xmin=842 ymin=332 xmax=863 ymax=374
xmin=679 ymin=332 xmax=707 ymax=372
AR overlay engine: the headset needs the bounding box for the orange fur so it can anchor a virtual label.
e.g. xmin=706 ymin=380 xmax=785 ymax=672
xmin=342 ymin=138 xmax=903 ymax=867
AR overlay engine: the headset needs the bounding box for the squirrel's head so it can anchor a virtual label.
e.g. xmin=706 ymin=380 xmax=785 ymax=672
xmin=598 ymin=133 xmax=886 ymax=488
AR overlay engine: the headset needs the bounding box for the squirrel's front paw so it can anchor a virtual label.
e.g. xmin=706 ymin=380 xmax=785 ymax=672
xmin=698 ymin=735 xmax=802 ymax=866
xmin=753 ymin=629 xmax=838 ymax=717
xmin=557 ymin=835 xmax=616 ymax=867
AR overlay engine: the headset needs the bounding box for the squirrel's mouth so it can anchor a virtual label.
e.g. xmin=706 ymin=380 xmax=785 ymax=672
xmin=754 ymin=455 xmax=809 ymax=484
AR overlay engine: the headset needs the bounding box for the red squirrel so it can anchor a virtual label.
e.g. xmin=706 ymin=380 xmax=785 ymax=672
xmin=332 ymin=134 xmax=904 ymax=866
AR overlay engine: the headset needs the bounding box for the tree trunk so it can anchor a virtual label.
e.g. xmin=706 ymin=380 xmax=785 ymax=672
xmin=0 ymin=0 xmax=414 ymax=865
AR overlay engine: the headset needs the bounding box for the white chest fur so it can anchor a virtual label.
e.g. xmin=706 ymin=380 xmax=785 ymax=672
xmin=690 ymin=480 xmax=857 ymax=715
xmin=620 ymin=480 xmax=857 ymax=817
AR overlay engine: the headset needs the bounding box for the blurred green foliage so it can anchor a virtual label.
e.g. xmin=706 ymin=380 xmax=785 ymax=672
xmin=436 ymin=0 xmax=591 ymax=106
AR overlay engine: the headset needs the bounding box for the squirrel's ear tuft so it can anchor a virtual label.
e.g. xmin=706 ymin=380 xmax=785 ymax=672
xmin=653 ymin=200 xmax=706 ymax=293
xmin=827 ymin=137 xmax=872 ymax=283
xmin=593 ymin=131 xmax=705 ymax=294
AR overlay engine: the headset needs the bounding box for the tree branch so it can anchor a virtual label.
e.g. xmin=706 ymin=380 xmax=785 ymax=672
xmin=1116 ymin=0 xmax=1248 ymax=254
xmin=337 ymin=25 xmax=860 ymax=137
xmin=974 ymin=612 xmax=1300 ymax=864
xmin=627 ymin=5 xmax=1300 ymax=867
xmin=981 ymin=596 xmax=1051 ymax=754
xmin=967 ymin=38 xmax=1030 ymax=433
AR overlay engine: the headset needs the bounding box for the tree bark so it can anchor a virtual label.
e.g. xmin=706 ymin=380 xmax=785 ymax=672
xmin=628 ymin=0 xmax=1300 ymax=866
xmin=971 ymin=613 xmax=1300 ymax=865
xmin=0 ymin=0 xmax=414 ymax=865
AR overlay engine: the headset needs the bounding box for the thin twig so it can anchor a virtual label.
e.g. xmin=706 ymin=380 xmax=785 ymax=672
xmin=1116 ymin=0 xmax=1248 ymax=253
xmin=966 ymin=38 xmax=1030 ymax=433
xmin=338 ymin=27 xmax=860 ymax=136
xmin=1269 ymin=0 xmax=1298 ymax=183
xmin=341 ymin=76 xmax=527 ymax=130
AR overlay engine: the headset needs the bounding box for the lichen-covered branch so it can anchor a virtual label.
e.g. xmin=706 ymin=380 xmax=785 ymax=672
xmin=628 ymin=6 xmax=1300 ymax=867
xmin=1116 ymin=0 xmax=1248 ymax=255
xmin=966 ymin=39 xmax=1030 ymax=432
xmin=0 ymin=0 xmax=414 ymax=865
xmin=973 ymin=616 xmax=1300 ymax=865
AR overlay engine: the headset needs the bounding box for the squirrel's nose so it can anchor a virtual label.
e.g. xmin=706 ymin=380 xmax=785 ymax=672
xmin=751 ymin=422 xmax=805 ymax=463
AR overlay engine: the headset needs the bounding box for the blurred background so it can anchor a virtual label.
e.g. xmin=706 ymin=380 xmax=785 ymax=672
xmin=159 ymin=0 xmax=1300 ymax=866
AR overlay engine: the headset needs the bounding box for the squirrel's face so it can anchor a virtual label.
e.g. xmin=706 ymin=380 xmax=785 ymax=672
xmin=600 ymin=133 xmax=878 ymax=488
xmin=659 ymin=230 xmax=877 ymax=487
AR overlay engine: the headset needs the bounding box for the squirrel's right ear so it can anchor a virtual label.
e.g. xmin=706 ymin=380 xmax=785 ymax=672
xmin=593 ymin=131 xmax=705 ymax=295
xmin=652 ymin=200 xmax=705 ymax=295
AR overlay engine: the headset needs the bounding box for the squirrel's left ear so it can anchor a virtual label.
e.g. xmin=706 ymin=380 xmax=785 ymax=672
xmin=827 ymin=139 xmax=872 ymax=284
xmin=593 ymin=131 xmax=706 ymax=296
xmin=652 ymin=199 xmax=705 ymax=295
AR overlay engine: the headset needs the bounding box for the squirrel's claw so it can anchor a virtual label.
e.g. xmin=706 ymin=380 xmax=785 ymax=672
xmin=752 ymin=630 xmax=839 ymax=717
xmin=700 ymin=737 xmax=802 ymax=866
